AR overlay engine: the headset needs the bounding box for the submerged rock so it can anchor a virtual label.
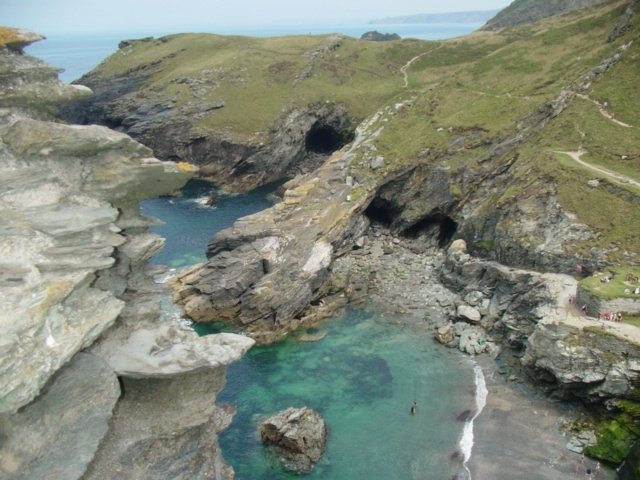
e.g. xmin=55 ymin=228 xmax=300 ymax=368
xmin=259 ymin=407 xmax=327 ymax=474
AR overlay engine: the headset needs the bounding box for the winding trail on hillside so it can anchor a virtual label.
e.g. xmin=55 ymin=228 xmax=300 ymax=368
xmin=554 ymin=149 xmax=640 ymax=188
xmin=575 ymin=93 xmax=635 ymax=128
xmin=401 ymin=43 xmax=443 ymax=88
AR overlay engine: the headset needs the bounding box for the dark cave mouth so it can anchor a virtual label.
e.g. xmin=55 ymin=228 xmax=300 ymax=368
xmin=305 ymin=124 xmax=350 ymax=155
xmin=406 ymin=215 xmax=458 ymax=249
xmin=365 ymin=199 xmax=458 ymax=249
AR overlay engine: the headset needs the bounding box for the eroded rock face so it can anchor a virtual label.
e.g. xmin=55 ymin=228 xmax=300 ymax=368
xmin=259 ymin=407 xmax=327 ymax=474
xmin=522 ymin=321 xmax=640 ymax=401
xmin=83 ymin=368 xmax=238 ymax=480
xmin=0 ymin=353 xmax=119 ymax=480
xmin=0 ymin=45 xmax=192 ymax=412
xmin=0 ymin=29 xmax=253 ymax=480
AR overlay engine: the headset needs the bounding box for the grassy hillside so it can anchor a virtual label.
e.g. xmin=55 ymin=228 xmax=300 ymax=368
xmin=76 ymin=0 xmax=638 ymax=266
xmin=370 ymin=0 xmax=639 ymax=265
xmin=84 ymin=33 xmax=427 ymax=137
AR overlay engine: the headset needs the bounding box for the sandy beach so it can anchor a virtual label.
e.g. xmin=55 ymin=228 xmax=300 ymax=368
xmin=466 ymin=355 xmax=616 ymax=480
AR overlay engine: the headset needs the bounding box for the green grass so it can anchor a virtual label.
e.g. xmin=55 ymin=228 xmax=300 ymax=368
xmin=83 ymin=0 xmax=640 ymax=273
xmin=91 ymin=33 xmax=426 ymax=138
xmin=580 ymin=268 xmax=640 ymax=300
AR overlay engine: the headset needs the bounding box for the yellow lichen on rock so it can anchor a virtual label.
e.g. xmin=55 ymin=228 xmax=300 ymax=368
xmin=0 ymin=27 xmax=45 ymax=50
xmin=177 ymin=162 xmax=195 ymax=172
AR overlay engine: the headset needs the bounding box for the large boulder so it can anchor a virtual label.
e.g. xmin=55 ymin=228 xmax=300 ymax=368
xmin=259 ymin=407 xmax=327 ymax=474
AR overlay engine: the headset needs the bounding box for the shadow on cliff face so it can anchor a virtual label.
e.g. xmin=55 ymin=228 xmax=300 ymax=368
xmin=364 ymin=197 xmax=458 ymax=249
xmin=404 ymin=215 xmax=458 ymax=249
xmin=305 ymin=123 xmax=346 ymax=154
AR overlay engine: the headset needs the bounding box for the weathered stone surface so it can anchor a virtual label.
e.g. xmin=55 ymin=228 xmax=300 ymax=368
xmin=0 ymin=118 xmax=191 ymax=412
xmin=259 ymin=407 xmax=327 ymax=474
xmin=459 ymin=328 xmax=487 ymax=355
xmin=522 ymin=321 xmax=640 ymax=401
xmin=457 ymin=305 xmax=482 ymax=323
xmin=171 ymin=122 xmax=380 ymax=342
xmin=434 ymin=323 xmax=457 ymax=347
xmin=92 ymin=323 xmax=254 ymax=378
xmin=0 ymin=32 xmax=249 ymax=480
xmin=83 ymin=368 xmax=236 ymax=480
xmin=0 ymin=353 xmax=119 ymax=480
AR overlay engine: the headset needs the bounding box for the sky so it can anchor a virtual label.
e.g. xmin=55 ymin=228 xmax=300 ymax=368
xmin=2 ymin=0 xmax=514 ymax=34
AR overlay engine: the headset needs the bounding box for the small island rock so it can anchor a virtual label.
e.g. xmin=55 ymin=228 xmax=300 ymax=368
xmin=259 ymin=407 xmax=327 ymax=474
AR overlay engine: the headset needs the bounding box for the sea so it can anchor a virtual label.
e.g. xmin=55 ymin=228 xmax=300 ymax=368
xmin=26 ymin=21 xmax=488 ymax=479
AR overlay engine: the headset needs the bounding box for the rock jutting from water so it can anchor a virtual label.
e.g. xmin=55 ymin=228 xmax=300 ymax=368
xmin=259 ymin=407 xmax=327 ymax=474
xmin=0 ymin=28 xmax=254 ymax=479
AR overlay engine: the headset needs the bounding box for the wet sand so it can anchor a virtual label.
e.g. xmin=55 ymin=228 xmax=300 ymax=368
xmin=466 ymin=355 xmax=616 ymax=480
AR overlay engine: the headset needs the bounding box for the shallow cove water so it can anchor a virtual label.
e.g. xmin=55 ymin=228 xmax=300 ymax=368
xmin=141 ymin=179 xmax=477 ymax=479
xmin=218 ymin=312 xmax=475 ymax=479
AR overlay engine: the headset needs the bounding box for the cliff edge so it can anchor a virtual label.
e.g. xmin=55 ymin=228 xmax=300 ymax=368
xmin=0 ymin=28 xmax=254 ymax=480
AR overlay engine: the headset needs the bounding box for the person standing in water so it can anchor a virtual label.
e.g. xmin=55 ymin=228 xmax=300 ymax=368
xmin=410 ymin=401 xmax=417 ymax=414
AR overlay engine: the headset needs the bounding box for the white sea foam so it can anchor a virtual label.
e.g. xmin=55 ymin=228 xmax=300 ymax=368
xmin=192 ymin=196 xmax=218 ymax=208
xmin=459 ymin=364 xmax=488 ymax=480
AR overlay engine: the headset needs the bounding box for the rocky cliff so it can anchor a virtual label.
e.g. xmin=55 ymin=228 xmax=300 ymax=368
xmin=167 ymin=3 xmax=640 ymax=461
xmin=0 ymin=29 xmax=254 ymax=479
xmin=171 ymin=0 xmax=640 ymax=340
xmin=57 ymin=33 xmax=363 ymax=192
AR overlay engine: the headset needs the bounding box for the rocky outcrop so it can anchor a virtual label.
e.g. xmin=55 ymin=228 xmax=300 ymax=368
xmin=522 ymin=319 xmax=640 ymax=401
xmin=170 ymin=101 xmax=414 ymax=343
xmin=435 ymin=241 xmax=640 ymax=404
xmin=0 ymin=353 xmax=119 ymax=480
xmin=360 ymin=31 xmax=401 ymax=42
xmin=0 ymin=29 xmax=253 ymax=479
xmin=57 ymin=37 xmax=355 ymax=192
xmin=259 ymin=407 xmax=327 ymax=474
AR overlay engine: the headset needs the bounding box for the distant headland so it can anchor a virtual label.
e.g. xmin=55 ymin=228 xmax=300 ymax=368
xmin=368 ymin=9 xmax=500 ymax=24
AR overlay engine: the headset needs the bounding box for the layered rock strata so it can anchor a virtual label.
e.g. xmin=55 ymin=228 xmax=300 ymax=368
xmin=0 ymin=29 xmax=253 ymax=479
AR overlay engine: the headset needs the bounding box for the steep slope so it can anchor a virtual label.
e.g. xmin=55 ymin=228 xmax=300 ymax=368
xmin=483 ymin=0 xmax=610 ymax=29
xmin=172 ymin=0 xmax=639 ymax=338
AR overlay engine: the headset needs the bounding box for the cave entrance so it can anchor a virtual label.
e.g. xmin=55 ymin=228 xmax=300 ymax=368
xmin=364 ymin=197 xmax=396 ymax=226
xmin=305 ymin=124 xmax=343 ymax=154
xmin=403 ymin=214 xmax=458 ymax=248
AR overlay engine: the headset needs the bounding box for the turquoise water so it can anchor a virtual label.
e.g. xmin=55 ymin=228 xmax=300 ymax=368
xmin=142 ymin=180 xmax=476 ymax=480
xmin=25 ymin=23 xmax=483 ymax=83
xmin=141 ymin=180 xmax=478 ymax=479
xmin=218 ymin=311 xmax=475 ymax=479
xmin=140 ymin=178 xmax=282 ymax=269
